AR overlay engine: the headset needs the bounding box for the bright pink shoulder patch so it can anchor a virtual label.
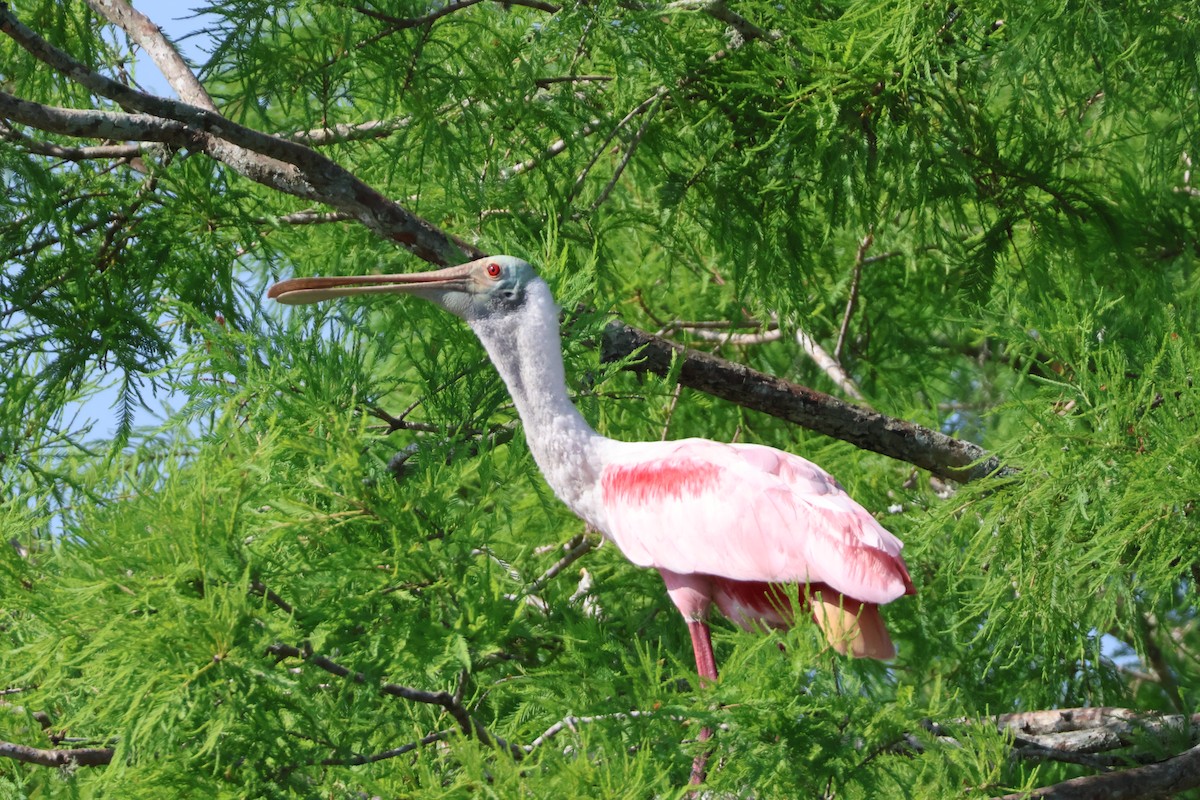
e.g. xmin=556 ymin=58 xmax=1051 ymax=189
xmin=601 ymin=458 xmax=723 ymax=505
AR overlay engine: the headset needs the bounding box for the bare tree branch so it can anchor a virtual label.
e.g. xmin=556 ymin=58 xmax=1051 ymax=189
xmin=250 ymin=580 xmax=294 ymax=614
xmin=665 ymin=0 xmax=780 ymax=44
xmin=794 ymin=327 xmax=869 ymax=404
xmin=0 ymin=93 xmax=197 ymax=148
xmin=988 ymin=706 xmax=1173 ymax=737
xmin=83 ymin=0 xmax=216 ymax=110
xmin=256 ymin=210 xmax=354 ymax=227
xmin=0 ymin=740 xmax=113 ymax=768
xmin=0 ymin=121 xmax=143 ymax=160
xmin=987 ymin=707 xmax=1200 ymax=753
xmin=286 ymin=116 xmax=414 ymax=146
xmin=601 ymin=321 xmax=1011 ymax=484
xmin=0 ymin=5 xmax=479 ymax=266
xmin=996 ymin=742 xmax=1200 ymax=800
xmin=501 ymin=118 xmax=601 ymax=179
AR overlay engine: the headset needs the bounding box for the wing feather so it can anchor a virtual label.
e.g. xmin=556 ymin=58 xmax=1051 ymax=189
xmin=598 ymin=439 xmax=913 ymax=604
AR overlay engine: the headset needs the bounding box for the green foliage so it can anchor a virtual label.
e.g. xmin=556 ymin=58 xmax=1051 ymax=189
xmin=2 ymin=0 xmax=1199 ymax=796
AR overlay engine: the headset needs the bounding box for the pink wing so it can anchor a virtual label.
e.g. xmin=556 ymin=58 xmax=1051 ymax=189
xmin=598 ymin=439 xmax=914 ymax=605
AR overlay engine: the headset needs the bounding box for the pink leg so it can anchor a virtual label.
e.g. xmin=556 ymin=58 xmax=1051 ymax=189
xmin=687 ymin=620 xmax=719 ymax=685
xmin=687 ymin=620 xmax=718 ymax=785
xmin=659 ymin=571 xmax=720 ymax=787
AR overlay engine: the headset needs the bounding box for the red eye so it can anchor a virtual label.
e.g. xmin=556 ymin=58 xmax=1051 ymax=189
xmin=486 ymin=262 xmax=502 ymax=278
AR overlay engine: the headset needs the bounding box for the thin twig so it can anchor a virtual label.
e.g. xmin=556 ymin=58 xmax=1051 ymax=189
xmin=579 ymin=91 xmax=665 ymax=217
xmin=353 ymin=1 xmax=485 ymax=30
xmin=665 ymin=0 xmax=780 ymax=44
xmin=319 ymin=729 xmax=453 ymax=765
xmin=534 ymin=75 xmax=613 ymax=88
xmin=286 ymin=117 xmax=414 ymax=146
xmin=2 ymin=214 xmax=114 ymax=261
xmin=566 ymin=88 xmax=667 ymax=208
xmin=525 ymin=710 xmax=658 ymax=752
xmin=659 ymin=319 xmax=762 ymax=332
xmin=834 ymin=232 xmax=872 ymax=362
xmin=353 ymin=0 xmax=559 ymax=33
xmin=501 ymin=118 xmax=601 ymax=179
xmin=684 ymin=326 xmax=783 ymax=346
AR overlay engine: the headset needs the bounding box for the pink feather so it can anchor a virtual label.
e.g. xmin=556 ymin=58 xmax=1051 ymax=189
xmin=599 ymin=438 xmax=914 ymax=656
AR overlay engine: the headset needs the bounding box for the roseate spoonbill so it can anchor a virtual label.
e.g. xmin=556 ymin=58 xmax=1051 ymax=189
xmin=269 ymin=256 xmax=914 ymax=774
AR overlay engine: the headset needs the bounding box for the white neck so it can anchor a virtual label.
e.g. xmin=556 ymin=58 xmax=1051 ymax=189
xmin=466 ymin=279 xmax=607 ymax=517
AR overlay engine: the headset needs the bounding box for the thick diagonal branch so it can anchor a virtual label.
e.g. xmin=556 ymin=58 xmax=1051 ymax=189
xmin=601 ymin=321 xmax=1010 ymax=483
xmin=0 ymin=5 xmax=478 ymax=266
xmin=83 ymin=0 xmax=216 ymax=110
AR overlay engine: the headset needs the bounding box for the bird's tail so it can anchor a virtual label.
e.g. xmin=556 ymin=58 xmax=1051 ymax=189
xmin=810 ymin=591 xmax=896 ymax=660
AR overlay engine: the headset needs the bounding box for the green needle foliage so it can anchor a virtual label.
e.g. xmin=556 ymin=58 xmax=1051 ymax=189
xmin=1 ymin=0 xmax=1198 ymax=796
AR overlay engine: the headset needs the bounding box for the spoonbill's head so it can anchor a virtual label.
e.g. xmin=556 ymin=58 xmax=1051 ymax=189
xmin=267 ymin=255 xmax=539 ymax=322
